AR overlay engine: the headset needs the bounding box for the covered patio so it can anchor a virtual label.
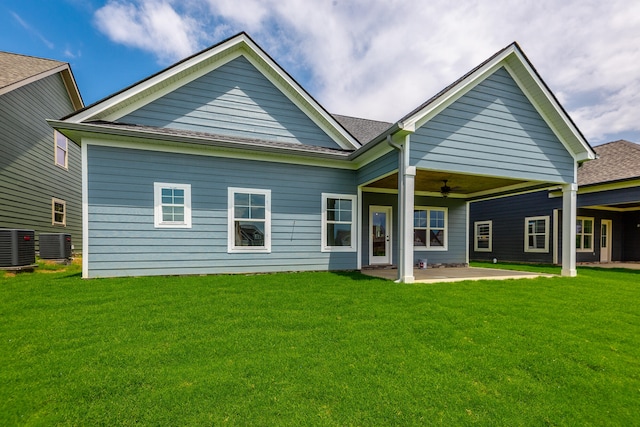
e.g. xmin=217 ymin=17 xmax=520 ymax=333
xmin=361 ymin=265 xmax=554 ymax=284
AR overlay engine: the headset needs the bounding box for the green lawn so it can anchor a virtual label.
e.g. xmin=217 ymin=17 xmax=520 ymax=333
xmin=1 ymin=262 xmax=639 ymax=426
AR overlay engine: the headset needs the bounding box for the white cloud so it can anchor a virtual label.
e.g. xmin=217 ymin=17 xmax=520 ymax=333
xmin=94 ymin=0 xmax=640 ymax=144
xmin=94 ymin=0 xmax=201 ymax=63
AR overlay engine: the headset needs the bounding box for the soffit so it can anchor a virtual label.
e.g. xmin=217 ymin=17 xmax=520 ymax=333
xmin=366 ymin=170 xmax=528 ymax=196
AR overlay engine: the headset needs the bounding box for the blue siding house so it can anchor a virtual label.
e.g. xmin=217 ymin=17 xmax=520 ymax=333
xmin=470 ymin=140 xmax=640 ymax=264
xmin=50 ymin=33 xmax=595 ymax=280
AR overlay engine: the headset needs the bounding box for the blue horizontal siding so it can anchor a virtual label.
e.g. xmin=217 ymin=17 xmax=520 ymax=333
xmin=86 ymin=145 xmax=357 ymax=277
xmin=360 ymin=193 xmax=467 ymax=266
xmin=120 ymin=56 xmax=341 ymax=149
xmin=413 ymin=196 xmax=467 ymax=265
xmin=411 ymin=67 xmax=575 ymax=183
xmin=357 ymin=150 xmax=398 ymax=185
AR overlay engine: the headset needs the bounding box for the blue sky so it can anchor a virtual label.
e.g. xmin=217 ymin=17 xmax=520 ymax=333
xmin=2 ymin=0 xmax=639 ymax=146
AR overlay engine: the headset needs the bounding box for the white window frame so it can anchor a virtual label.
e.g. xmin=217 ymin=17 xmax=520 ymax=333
xmin=321 ymin=193 xmax=357 ymax=252
xmin=154 ymin=182 xmax=192 ymax=228
xmin=52 ymin=198 xmax=66 ymax=226
xmin=228 ymin=187 xmax=271 ymax=253
xmin=474 ymin=220 xmax=492 ymax=252
xmin=576 ymin=216 xmax=595 ymax=252
xmin=54 ymin=130 xmax=68 ymax=169
xmin=524 ymin=216 xmax=549 ymax=253
xmin=414 ymin=206 xmax=448 ymax=251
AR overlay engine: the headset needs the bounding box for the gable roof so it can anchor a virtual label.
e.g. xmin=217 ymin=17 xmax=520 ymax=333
xmin=0 ymin=51 xmax=83 ymax=109
xmin=579 ymin=140 xmax=640 ymax=186
xmin=354 ymin=42 xmax=596 ymax=163
xmin=64 ymin=32 xmax=360 ymax=151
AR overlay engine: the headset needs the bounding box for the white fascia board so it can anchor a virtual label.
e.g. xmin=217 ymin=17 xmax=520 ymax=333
xmin=401 ymin=47 xmax=516 ymax=131
xmin=548 ymin=178 xmax=640 ymax=198
xmin=60 ymin=67 xmax=84 ymax=110
xmin=68 ymin=36 xmax=247 ymax=124
xmin=399 ymin=44 xmax=594 ymax=163
xmin=66 ymin=34 xmax=359 ymax=152
xmin=503 ymin=50 xmax=595 ymax=162
xmin=59 ymin=124 xmax=356 ymax=171
xmin=238 ymin=37 xmax=360 ymax=151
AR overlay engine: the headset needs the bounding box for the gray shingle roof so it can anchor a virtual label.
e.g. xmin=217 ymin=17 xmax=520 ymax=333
xmin=84 ymin=120 xmax=353 ymax=157
xmin=332 ymin=114 xmax=392 ymax=144
xmin=579 ymin=140 xmax=640 ymax=186
xmin=0 ymin=51 xmax=65 ymax=91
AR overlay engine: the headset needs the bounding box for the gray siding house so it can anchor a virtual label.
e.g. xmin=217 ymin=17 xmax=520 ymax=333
xmin=470 ymin=140 xmax=640 ymax=264
xmin=1 ymin=52 xmax=83 ymax=253
xmin=50 ymin=33 xmax=595 ymax=280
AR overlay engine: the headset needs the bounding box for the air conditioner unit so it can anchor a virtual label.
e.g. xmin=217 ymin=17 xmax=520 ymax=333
xmin=0 ymin=229 xmax=36 ymax=267
xmin=39 ymin=233 xmax=72 ymax=260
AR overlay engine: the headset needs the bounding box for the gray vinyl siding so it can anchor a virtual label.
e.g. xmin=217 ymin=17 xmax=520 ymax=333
xmin=411 ymin=67 xmax=575 ymax=183
xmin=120 ymin=56 xmax=341 ymax=149
xmin=357 ymin=150 xmax=398 ymax=185
xmin=0 ymin=73 xmax=82 ymax=253
xmin=86 ymin=145 xmax=357 ymax=277
xmin=470 ymin=191 xmax=559 ymax=264
xmin=360 ymin=192 xmax=466 ymax=267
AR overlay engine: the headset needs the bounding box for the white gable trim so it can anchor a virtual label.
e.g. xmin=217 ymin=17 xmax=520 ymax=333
xmin=67 ymin=33 xmax=359 ymax=151
xmin=397 ymin=44 xmax=595 ymax=164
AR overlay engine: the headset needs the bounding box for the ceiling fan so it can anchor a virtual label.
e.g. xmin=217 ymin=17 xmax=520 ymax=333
xmin=440 ymin=180 xmax=459 ymax=198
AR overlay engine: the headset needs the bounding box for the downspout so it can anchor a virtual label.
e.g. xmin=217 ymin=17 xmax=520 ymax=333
xmin=387 ymin=135 xmax=404 ymax=282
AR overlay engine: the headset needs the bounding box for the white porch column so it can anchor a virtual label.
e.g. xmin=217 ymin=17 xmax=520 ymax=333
xmin=561 ymin=183 xmax=578 ymax=277
xmin=401 ymin=165 xmax=416 ymax=283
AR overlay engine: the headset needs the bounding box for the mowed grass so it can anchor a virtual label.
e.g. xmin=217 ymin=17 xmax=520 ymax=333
xmin=1 ymin=262 xmax=639 ymax=426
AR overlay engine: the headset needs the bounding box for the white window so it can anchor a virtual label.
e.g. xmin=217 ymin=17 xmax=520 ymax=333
xmin=524 ymin=216 xmax=549 ymax=253
xmin=474 ymin=220 xmax=492 ymax=252
xmin=576 ymin=217 xmax=594 ymax=252
xmin=54 ymin=131 xmax=68 ymax=169
xmin=414 ymin=207 xmax=447 ymax=250
xmin=154 ymin=182 xmax=192 ymax=228
xmin=228 ymin=187 xmax=271 ymax=253
xmin=52 ymin=198 xmax=66 ymax=226
xmin=321 ymin=193 xmax=356 ymax=252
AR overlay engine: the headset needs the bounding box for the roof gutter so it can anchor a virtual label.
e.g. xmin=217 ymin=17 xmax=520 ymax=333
xmin=348 ymin=122 xmax=411 ymax=161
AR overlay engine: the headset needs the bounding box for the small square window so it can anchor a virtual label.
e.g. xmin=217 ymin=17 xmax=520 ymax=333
xmin=54 ymin=131 xmax=68 ymax=169
xmin=52 ymin=198 xmax=66 ymax=226
xmin=154 ymin=183 xmax=191 ymax=228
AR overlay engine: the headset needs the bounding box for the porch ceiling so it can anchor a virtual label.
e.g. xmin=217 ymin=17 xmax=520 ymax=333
xmin=582 ymin=201 xmax=640 ymax=212
xmin=366 ymin=170 xmax=528 ymax=197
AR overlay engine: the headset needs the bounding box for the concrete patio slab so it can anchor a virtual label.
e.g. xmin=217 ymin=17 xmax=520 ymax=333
xmin=361 ymin=266 xmax=555 ymax=284
xmin=578 ymin=262 xmax=640 ymax=270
